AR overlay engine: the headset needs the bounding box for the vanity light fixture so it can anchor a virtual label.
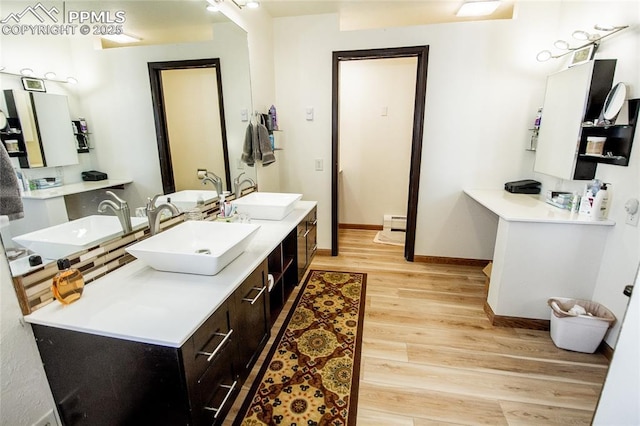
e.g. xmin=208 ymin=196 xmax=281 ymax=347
xmin=0 ymin=68 xmax=79 ymax=84
xmin=206 ymin=0 xmax=222 ymax=12
xmin=536 ymin=24 xmax=628 ymax=62
xmin=229 ymin=0 xmax=260 ymax=9
xmin=456 ymin=0 xmax=500 ymax=17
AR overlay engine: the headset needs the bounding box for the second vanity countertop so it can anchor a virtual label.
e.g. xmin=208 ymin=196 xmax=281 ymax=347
xmin=21 ymin=179 xmax=133 ymax=200
xmin=464 ymin=189 xmax=615 ymax=226
xmin=24 ymin=201 xmax=317 ymax=348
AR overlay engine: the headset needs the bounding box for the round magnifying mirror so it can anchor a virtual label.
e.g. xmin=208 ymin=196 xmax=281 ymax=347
xmin=599 ymin=82 xmax=627 ymax=124
xmin=0 ymin=110 xmax=7 ymax=131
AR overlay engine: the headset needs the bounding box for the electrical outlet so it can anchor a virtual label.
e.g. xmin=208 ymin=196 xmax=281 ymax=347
xmin=32 ymin=410 xmax=58 ymax=426
xmin=626 ymin=212 xmax=639 ymax=226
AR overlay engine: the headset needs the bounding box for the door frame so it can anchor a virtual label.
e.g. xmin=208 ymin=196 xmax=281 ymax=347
xmin=148 ymin=58 xmax=231 ymax=194
xmin=331 ymin=46 xmax=430 ymax=260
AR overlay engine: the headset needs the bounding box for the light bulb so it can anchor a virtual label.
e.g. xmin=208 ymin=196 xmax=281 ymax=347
xmin=44 ymin=72 xmax=57 ymax=80
xmin=572 ymin=30 xmax=590 ymax=41
xmin=20 ymin=68 xmax=34 ymax=76
xmin=594 ymin=24 xmax=616 ymax=32
xmin=553 ymin=40 xmax=570 ymax=50
xmin=536 ymin=50 xmax=553 ymax=62
xmin=66 ymin=77 xmax=78 ymax=84
xmin=206 ymin=4 xmax=219 ymax=12
xmin=246 ymin=0 xmax=259 ymax=8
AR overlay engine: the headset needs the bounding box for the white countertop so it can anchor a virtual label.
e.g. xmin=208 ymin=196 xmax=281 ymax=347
xmin=21 ymin=179 xmax=133 ymax=200
xmin=24 ymin=201 xmax=317 ymax=348
xmin=464 ymin=189 xmax=615 ymax=225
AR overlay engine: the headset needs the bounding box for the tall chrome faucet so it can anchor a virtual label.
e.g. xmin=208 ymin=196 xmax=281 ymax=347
xmin=98 ymin=191 xmax=132 ymax=234
xmin=233 ymin=172 xmax=256 ymax=198
xmin=201 ymin=171 xmax=223 ymax=195
xmin=146 ymin=194 xmax=180 ymax=236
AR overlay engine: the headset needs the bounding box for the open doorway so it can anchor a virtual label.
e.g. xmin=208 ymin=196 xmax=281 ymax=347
xmin=332 ymin=46 xmax=430 ymax=260
xmin=148 ymin=58 xmax=231 ymax=195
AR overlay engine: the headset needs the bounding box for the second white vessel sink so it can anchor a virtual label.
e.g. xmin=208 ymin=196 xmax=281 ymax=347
xmin=13 ymin=215 xmax=148 ymax=260
xmin=155 ymin=190 xmax=218 ymax=212
xmin=125 ymin=221 xmax=260 ymax=275
xmin=231 ymin=192 xmax=302 ymax=220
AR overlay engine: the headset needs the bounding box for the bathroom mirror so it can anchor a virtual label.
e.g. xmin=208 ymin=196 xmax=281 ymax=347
xmin=599 ymin=82 xmax=626 ymax=124
xmin=0 ymin=110 xmax=7 ymax=130
xmin=0 ymin=2 xmax=255 ymax=272
xmin=3 ymin=90 xmax=79 ymax=168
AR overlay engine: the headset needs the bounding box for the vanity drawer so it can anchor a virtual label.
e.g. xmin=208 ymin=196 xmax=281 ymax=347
xmin=190 ymin=303 xmax=233 ymax=381
xmin=195 ymin=340 xmax=237 ymax=425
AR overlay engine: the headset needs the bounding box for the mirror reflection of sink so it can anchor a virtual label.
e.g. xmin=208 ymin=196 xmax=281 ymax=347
xmin=155 ymin=190 xmax=218 ymax=212
xmin=231 ymin=192 xmax=302 ymax=220
xmin=125 ymin=221 xmax=260 ymax=276
xmin=13 ymin=215 xmax=148 ymax=260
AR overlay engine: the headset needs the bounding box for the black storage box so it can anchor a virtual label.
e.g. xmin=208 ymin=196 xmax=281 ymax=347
xmin=504 ymin=179 xmax=541 ymax=194
xmin=81 ymin=170 xmax=108 ymax=181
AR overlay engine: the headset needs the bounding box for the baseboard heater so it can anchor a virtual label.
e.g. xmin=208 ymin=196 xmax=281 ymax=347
xmin=383 ymin=215 xmax=407 ymax=232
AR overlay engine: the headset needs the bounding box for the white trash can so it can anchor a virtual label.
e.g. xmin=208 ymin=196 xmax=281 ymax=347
xmin=547 ymin=297 xmax=616 ymax=354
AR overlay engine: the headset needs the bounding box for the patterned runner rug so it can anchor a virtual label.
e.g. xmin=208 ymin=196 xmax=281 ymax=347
xmin=234 ymin=270 xmax=367 ymax=426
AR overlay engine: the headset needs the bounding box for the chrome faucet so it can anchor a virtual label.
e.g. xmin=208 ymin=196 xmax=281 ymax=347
xmin=146 ymin=194 xmax=180 ymax=236
xmin=98 ymin=191 xmax=132 ymax=234
xmin=201 ymin=171 xmax=223 ymax=195
xmin=233 ymin=172 xmax=256 ymax=198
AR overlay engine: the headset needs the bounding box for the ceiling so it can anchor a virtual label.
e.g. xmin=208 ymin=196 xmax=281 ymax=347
xmin=260 ymin=0 xmax=515 ymax=31
xmin=0 ymin=0 xmax=515 ymax=48
xmin=90 ymin=0 xmax=516 ymax=47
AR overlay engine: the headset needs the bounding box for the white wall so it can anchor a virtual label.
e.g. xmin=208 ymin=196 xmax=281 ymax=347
xmin=593 ymin=266 xmax=640 ymax=425
xmin=272 ymin=2 xmax=640 ymax=346
xmin=339 ymin=58 xmax=415 ymax=226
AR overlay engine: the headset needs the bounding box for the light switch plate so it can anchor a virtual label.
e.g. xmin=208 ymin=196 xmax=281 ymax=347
xmin=626 ymin=213 xmax=639 ymax=226
xmin=315 ymin=158 xmax=323 ymax=171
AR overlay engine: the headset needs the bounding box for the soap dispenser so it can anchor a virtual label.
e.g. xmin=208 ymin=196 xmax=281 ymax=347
xmin=51 ymin=258 xmax=84 ymax=305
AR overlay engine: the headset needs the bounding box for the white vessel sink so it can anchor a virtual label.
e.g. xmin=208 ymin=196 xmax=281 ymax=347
xmin=125 ymin=221 xmax=260 ymax=275
xmin=13 ymin=215 xmax=148 ymax=260
xmin=231 ymin=192 xmax=302 ymax=220
xmin=155 ymin=190 xmax=218 ymax=212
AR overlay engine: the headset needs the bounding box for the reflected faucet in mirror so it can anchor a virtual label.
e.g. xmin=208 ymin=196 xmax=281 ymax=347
xmin=146 ymin=194 xmax=180 ymax=236
xmin=234 ymin=172 xmax=256 ymax=199
xmin=98 ymin=191 xmax=132 ymax=234
xmin=201 ymin=170 xmax=223 ymax=195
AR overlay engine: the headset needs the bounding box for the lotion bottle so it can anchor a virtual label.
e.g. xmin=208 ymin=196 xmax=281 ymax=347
xmin=52 ymin=259 xmax=84 ymax=305
xmin=592 ymin=183 xmax=609 ymax=220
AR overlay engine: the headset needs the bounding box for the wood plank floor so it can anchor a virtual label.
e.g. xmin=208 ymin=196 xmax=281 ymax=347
xmin=226 ymin=229 xmax=609 ymax=425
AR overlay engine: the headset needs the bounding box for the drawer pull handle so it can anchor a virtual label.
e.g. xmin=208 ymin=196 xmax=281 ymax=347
xmin=311 ymin=244 xmax=317 ymax=253
xmin=204 ymin=380 xmax=238 ymax=418
xmin=197 ymin=329 xmax=233 ymax=362
xmin=310 ymin=219 xmax=317 ymax=226
xmin=303 ymin=229 xmax=310 ymax=238
xmin=242 ymin=286 xmax=266 ymax=305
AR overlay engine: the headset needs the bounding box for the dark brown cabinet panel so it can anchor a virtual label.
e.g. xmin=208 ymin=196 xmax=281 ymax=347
xmin=231 ymin=259 xmax=269 ymax=381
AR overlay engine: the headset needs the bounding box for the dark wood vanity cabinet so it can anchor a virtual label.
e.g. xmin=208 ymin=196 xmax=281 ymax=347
xmin=297 ymin=206 xmax=317 ymax=281
xmin=31 ymin=261 xmax=271 ymax=426
xmin=231 ymin=259 xmax=270 ymax=381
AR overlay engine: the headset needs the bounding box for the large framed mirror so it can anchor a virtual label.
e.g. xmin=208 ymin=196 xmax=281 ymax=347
xmin=148 ymin=58 xmax=232 ymax=195
xmin=0 ymin=1 xmax=255 ymax=275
